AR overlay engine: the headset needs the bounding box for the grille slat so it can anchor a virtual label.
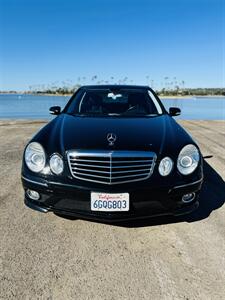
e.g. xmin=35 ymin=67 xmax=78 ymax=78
xmin=113 ymin=168 xmax=150 ymax=174
xmin=73 ymin=167 xmax=110 ymax=174
xmin=67 ymin=150 xmax=156 ymax=185
xmin=70 ymin=158 xmax=110 ymax=163
xmin=108 ymin=172 xmax=150 ymax=180
xmin=112 ymin=159 xmax=153 ymax=163
xmin=71 ymin=159 xmax=153 ymax=164
xmin=75 ymin=171 xmax=110 ymax=179
xmin=71 ymin=162 xmax=111 ymax=168
xmin=111 ymin=164 xmax=152 ymax=169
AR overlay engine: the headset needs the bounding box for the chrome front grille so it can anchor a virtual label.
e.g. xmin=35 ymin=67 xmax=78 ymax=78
xmin=67 ymin=150 xmax=157 ymax=185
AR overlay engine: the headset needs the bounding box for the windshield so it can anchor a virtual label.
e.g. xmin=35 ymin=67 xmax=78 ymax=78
xmin=65 ymin=88 xmax=163 ymax=117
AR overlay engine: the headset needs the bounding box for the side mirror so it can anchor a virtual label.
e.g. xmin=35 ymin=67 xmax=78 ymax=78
xmin=169 ymin=107 xmax=181 ymax=117
xmin=49 ymin=106 xmax=61 ymax=115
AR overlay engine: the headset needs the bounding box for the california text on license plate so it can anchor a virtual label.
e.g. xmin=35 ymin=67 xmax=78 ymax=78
xmin=91 ymin=192 xmax=129 ymax=212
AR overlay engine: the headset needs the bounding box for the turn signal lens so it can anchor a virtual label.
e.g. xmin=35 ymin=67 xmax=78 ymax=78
xmin=159 ymin=157 xmax=173 ymax=176
xmin=50 ymin=154 xmax=64 ymax=175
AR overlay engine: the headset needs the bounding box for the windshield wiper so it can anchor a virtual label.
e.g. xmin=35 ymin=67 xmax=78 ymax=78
xmin=143 ymin=114 xmax=159 ymax=117
xmin=117 ymin=113 xmax=160 ymax=117
xmin=107 ymin=113 xmax=121 ymax=116
xmin=66 ymin=112 xmax=160 ymax=117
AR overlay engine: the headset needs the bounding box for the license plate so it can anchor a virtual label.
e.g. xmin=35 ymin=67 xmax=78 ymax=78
xmin=91 ymin=192 xmax=129 ymax=212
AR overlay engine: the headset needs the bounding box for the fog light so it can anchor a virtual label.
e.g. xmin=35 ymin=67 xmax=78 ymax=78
xmin=27 ymin=189 xmax=40 ymax=200
xmin=182 ymin=193 xmax=195 ymax=203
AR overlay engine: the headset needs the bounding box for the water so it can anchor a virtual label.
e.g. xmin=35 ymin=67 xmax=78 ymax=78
xmin=0 ymin=94 xmax=70 ymax=119
xmin=162 ymin=97 xmax=225 ymax=120
xmin=0 ymin=94 xmax=224 ymax=120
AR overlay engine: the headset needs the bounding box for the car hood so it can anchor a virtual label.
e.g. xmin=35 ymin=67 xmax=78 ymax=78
xmin=34 ymin=113 xmax=194 ymax=159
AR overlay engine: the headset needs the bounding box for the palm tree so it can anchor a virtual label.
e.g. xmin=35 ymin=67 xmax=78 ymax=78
xmin=181 ymin=80 xmax=185 ymax=89
xmin=164 ymin=77 xmax=169 ymax=92
xmin=123 ymin=77 xmax=128 ymax=83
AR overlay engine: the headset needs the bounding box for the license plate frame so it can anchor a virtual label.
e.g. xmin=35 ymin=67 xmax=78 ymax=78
xmin=91 ymin=192 xmax=129 ymax=212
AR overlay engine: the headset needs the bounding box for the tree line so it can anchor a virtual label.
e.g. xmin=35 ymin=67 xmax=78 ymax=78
xmin=1 ymin=76 xmax=225 ymax=96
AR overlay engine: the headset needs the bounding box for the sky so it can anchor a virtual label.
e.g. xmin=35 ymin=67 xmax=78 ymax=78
xmin=0 ymin=0 xmax=224 ymax=91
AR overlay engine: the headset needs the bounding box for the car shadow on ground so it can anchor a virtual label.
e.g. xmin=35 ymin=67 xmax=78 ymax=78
xmin=120 ymin=160 xmax=225 ymax=228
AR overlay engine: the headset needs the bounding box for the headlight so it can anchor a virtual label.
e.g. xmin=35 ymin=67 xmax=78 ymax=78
xmin=159 ymin=157 xmax=173 ymax=176
xmin=177 ymin=144 xmax=200 ymax=175
xmin=25 ymin=142 xmax=46 ymax=172
xmin=50 ymin=154 xmax=64 ymax=175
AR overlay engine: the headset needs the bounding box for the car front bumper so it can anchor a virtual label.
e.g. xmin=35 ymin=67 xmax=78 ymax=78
xmin=21 ymin=174 xmax=203 ymax=222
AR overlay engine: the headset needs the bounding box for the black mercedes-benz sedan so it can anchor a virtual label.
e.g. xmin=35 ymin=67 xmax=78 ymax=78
xmin=21 ymin=85 xmax=203 ymax=222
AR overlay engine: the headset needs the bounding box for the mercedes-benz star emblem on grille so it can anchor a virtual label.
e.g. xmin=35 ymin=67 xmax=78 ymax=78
xmin=107 ymin=133 xmax=117 ymax=146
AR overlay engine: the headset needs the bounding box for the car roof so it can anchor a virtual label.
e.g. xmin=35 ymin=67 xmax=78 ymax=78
xmin=80 ymin=85 xmax=150 ymax=90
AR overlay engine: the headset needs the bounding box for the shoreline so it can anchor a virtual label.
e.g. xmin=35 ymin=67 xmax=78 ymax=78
xmin=0 ymin=93 xmax=225 ymax=99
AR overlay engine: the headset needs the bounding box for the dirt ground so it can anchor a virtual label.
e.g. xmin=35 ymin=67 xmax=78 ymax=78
xmin=0 ymin=120 xmax=224 ymax=300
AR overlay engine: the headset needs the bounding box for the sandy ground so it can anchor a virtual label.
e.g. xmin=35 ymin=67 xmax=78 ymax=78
xmin=0 ymin=120 xmax=224 ymax=300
